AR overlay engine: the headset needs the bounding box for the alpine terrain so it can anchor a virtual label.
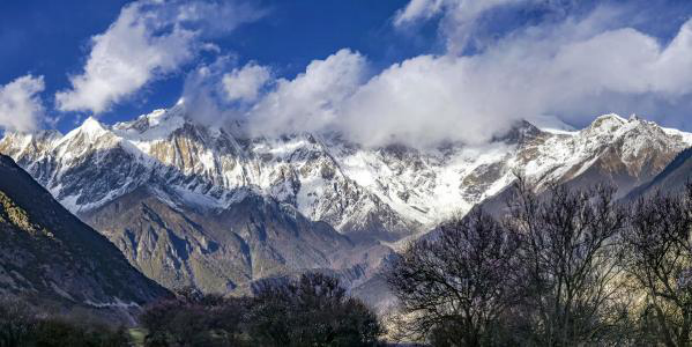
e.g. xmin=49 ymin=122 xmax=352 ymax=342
xmin=2 ymin=103 xmax=691 ymax=305
xmin=0 ymin=154 xmax=169 ymax=321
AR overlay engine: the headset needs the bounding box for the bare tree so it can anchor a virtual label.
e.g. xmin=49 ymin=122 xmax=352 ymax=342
xmin=386 ymin=208 xmax=520 ymax=346
xmin=623 ymin=185 xmax=692 ymax=347
xmin=249 ymin=272 xmax=384 ymax=347
xmin=140 ymin=287 xmax=251 ymax=347
xmin=504 ymin=178 xmax=629 ymax=346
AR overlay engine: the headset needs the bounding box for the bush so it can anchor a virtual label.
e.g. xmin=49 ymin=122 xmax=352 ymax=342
xmin=31 ymin=318 xmax=128 ymax=347
xmin=248 ymin=273 xmax=385 ymax=347
xmin=141 ymin=274 xmax=384 ymax=347
xmin=0 ymin=300 xmax=35 ymax=347
xmin=0 ymin=299 xmax=128 ymax=347
xmin=140 ymin=287 xmax=250 ymax=347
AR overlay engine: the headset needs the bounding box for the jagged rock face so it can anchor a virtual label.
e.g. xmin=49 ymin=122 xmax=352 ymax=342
xmin=0 ymin=155 xmax=168 ymax=318
xmin=625 ymin=147 xmax=692 ymax=199
xmin=510 ymin=114 xmax=691 ymax=196
xmin=0 ymin=109 xmax=420 ymax=243
xmin=2 ymin=108 xmax=691 ymax=296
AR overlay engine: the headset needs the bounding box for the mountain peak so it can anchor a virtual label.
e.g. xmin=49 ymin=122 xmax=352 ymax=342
xmin=4 ymin=107 xmax=692 ymax=303
xmin=82 ymin=116 xmax=105 ymax=131
xmin=583 ymin=113 xmax=632 ymax=138
xmin=494 ymin=119 xmax=543 ymax=144
xmin=113 ymin=107 xmax=188 ymax=141
xmin=628 ymin=114 xmax=642 ymax=122
xmin=70 ymin=116 xmax=110 ymax=141
xmin=591 ymin=113 xmax=627 ymax=128
xmin=146 ymin=109 xmax=168 ymax=126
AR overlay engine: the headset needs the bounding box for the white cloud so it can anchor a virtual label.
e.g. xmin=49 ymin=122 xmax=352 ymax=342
xmin=222 ymin=63 xmax=271 ymax=102
xmin=179 ymin=56 xmax=240 ymax=127
xmin=651 ymin=20 xmax=692 ymax=96
xmin=0 ymin=75 xmax=45 ymax=133
xmin=55 ymin=0 xmax=263 ymax=115
xmin=247 ymin=49 xmax=368 ymax=136
xmin=163 ymin=2 xmax=692 ymax=149
xmin=237 ymin=9 xmax=692 ymax=148
xmin=394 ymin=0 xmax=446 ymax=26
xmin=346 ymin=16 xmax=692 ymax=147
xmin=180 ymin=50 xmax=367 ymax=131
xmin=394 ymin=0 xmax=531 ymax=54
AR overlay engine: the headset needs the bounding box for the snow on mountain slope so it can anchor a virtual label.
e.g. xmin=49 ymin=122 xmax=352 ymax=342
xmin=2 ymin=107 xmax=691 ymax=242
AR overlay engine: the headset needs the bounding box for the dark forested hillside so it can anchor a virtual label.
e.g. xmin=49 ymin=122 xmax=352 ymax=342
xmin=0 ymin=154 xmax=169 ymax=320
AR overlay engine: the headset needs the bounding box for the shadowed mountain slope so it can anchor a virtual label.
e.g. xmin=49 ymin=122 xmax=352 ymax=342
xmin=0 ymin=154 xmax=169 ymax=319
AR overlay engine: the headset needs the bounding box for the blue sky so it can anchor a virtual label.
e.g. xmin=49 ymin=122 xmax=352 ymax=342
xmin=2 ymin=0 xmax=692 ymax=147
xmin=0 ymin=0 xmax=425 ymax=132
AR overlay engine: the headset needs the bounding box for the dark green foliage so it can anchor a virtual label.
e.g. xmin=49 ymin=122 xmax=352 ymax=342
xmin=0 ymin=300 xmax=34 ymax=347
xmin=30 ymin=319 xmax=129 ymax=347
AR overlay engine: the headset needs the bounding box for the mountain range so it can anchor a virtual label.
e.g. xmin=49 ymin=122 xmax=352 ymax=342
xmin=3 ymin=104 xmax=692 ymax=309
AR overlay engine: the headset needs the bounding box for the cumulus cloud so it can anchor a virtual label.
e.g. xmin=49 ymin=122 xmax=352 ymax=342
xmin=165 ymin=1 xmax=692 ymax=149
xmin=180 ymin=56 xmax=243 ymax=127
xmin=354 ymin=16 xmax=692 ymax=146
xmin=180 ymin=49 xmax=368 ymax=132
xmin=229 ymin=6 xmax=692 ymax=148
xmin=222 ymin=63 xmax=271 ymax=102
xmin=0 ymin=75 xmax=45 ymax=133
xmin=55 ymin=0 xmax=263 ymax=114
xmin=247 ymin=49 xmax=368 ymax=136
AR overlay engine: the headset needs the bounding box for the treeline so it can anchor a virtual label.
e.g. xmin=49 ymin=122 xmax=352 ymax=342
xmin=0 ymin=301 xmax=128 ymax=347
xmin=0 ymin=273 xmax=384 ymax=347
xmin=387 ymin=178 xmax=692 ymax=346
xmin=7 ymin=179 xmax=692 ymax=346
xmin=141 ymin=273 xmax=383 ymax=346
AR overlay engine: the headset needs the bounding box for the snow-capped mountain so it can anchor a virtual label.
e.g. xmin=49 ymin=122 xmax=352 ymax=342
xmin=6 ymin=106 xmax=687 ymax=234
xmin=1 ymin=105 xmax=419 ymax=243
xmin=1 ymin=105 xmax=690 ymax=295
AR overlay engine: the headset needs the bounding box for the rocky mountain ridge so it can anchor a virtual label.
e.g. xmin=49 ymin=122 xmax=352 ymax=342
xmin=5 ymin=108 xmax=688 ymax=235
xmin=2 ymin=106 xmax=690 ymax=298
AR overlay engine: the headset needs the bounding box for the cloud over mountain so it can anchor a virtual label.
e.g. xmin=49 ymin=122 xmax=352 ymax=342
xmin=222 ymin=63 xmax=272 ymax=103
xmin=0 ymin=74 xmax=45 ymax=132
xmin=176 ymin=2 xmax=692 ymax=148
xmin=55 ymin=0 xmax=263 ymax=115
xmin=4 ymin=0 xmax=692 ymax=150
